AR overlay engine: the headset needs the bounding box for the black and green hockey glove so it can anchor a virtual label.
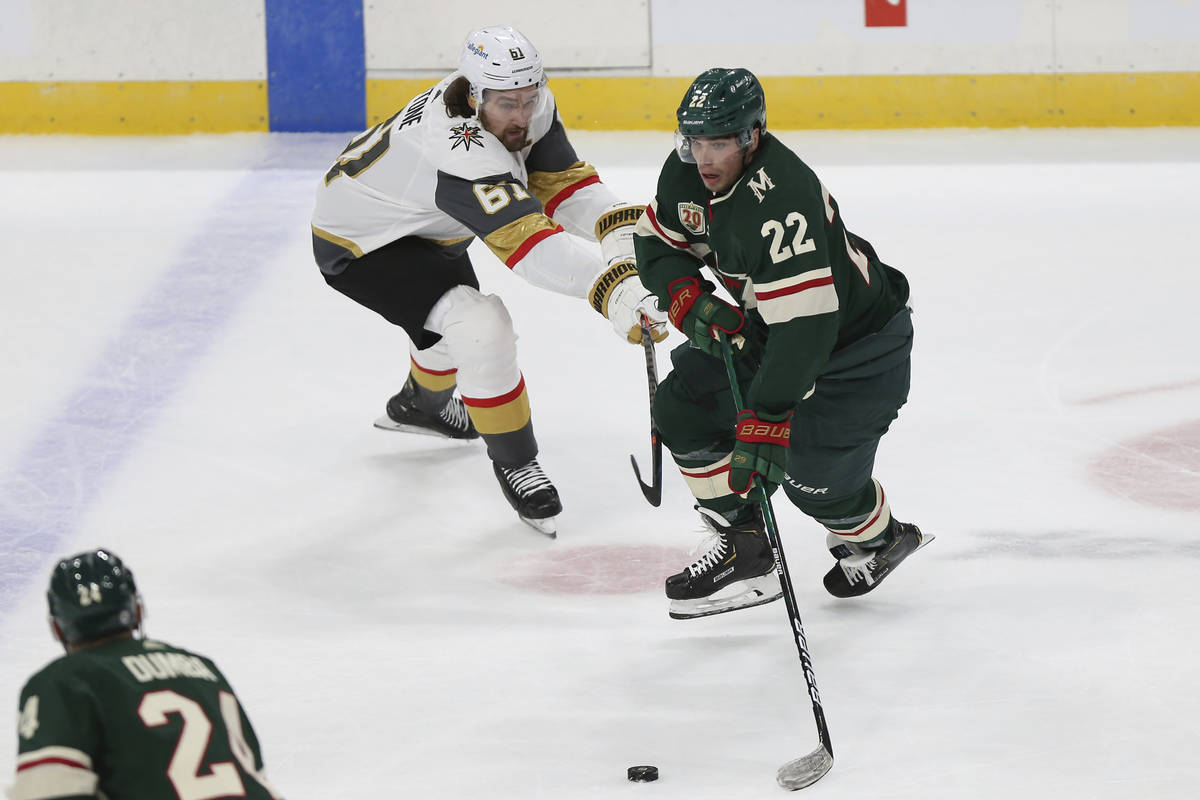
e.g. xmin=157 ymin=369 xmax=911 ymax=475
xmin=729 ymin=408 xmax=792 ymax=500
xmin=666 ymin=276 xmax=744 ymax=358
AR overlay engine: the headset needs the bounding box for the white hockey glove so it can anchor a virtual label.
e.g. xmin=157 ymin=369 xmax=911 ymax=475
xmin=590 ymin=265 xmax=669 ymax=344
xmin=589 ymin=204 xmax=669 ymax=344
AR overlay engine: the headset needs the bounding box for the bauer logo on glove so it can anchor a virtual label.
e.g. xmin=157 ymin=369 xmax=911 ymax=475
xmin=667 ymin=276 xmax=746 ymax=358
xmin=735 ymin=417 xmax=791 ymax=443
xmin=728 ymin=408 xmax=792 ymax=496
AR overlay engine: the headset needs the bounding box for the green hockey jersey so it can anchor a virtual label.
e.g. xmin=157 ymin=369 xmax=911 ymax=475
xmin=634 ymin=132 xmax=909 ymax=415
xmin=12 ymin=637 xmax=281 ymax=800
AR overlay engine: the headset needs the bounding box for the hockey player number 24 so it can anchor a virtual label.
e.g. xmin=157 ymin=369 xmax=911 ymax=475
xmin=138 ymin=689 xmax=280 ymax=800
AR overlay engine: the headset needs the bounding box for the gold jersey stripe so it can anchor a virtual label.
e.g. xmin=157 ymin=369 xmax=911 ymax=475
xmin=311 ymin=225 xmax=363 ymax=258
xmin=483 ymin=213 xmax=562 ymax=267
xmin=528 ymin=162 xmax=599 ymax=212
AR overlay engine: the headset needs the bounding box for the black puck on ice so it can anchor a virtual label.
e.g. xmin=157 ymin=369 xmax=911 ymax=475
xmin=627 ymin=765 xmax=659 ymax=782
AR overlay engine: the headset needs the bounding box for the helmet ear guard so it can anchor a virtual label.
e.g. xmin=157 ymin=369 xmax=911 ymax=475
xmin=458 ymin=25 xmax=546 ymax=110
xmin=674 ymin=67 xmax=766 ymax=163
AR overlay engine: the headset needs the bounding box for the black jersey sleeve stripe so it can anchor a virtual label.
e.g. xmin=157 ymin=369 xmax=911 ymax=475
xmin=524 ymin=110 xmax=580 ymax=173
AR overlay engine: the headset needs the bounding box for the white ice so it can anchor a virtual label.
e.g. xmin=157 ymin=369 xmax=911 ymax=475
xmin=1 ymin=127 xmax=1199 ymax=799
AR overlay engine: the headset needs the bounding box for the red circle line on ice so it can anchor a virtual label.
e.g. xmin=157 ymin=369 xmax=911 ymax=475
xmin=499 ymin=545 xmax=689 ymax=594
xmin=1088 ymin=418 xmax=1200 ymax=512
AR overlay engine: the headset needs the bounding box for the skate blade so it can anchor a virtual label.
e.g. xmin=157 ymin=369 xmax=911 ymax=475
xmin=373 ymin=415 xmax=464 ymax=439
xmin=668 ymin=575 xmax=782 ymax=620
xmin=520 ymin=515 xmax=558 ymax=538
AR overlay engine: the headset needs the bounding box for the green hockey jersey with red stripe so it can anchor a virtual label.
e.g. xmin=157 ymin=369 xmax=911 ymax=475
xmin=12 ymin=637 xmax=280 ymax=800
xmin=634 ymin=132 xmax=909 ymax=414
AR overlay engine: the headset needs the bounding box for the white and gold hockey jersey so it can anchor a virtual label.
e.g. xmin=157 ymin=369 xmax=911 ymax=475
xmin=311 ymin=74 xmax=627 ymax=299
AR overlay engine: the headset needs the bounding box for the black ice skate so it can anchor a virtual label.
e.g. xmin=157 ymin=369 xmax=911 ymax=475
xmin=822 ymin=519 xmax=933 ymax=598
xmin=666 ymin=507 xmax=782 ymax=620
xmin=493 ymin=459 xmax=562 ymax=537
xmin=373 ymin=378 xmax=478 ymax=440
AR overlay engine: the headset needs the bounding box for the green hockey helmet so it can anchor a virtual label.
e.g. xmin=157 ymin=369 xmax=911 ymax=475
xmin=675 ymin=68 xmax=767 ymax=164
xmin=47 ymin=549 xmax=141 ymax=646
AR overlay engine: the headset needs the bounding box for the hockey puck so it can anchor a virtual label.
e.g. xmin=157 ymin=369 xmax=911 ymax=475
xmin=627 ymin=765 xmax=659 ymax=782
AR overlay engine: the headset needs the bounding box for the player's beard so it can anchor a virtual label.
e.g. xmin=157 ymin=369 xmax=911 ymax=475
xmin=497 ymin=126 xmax=529 ymax=152
xmin=480 ymin=109 xmax=529 ymax=152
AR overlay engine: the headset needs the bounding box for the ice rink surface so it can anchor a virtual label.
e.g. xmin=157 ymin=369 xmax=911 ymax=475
xmin=1 ymin=125 xmax=1198 ymax=798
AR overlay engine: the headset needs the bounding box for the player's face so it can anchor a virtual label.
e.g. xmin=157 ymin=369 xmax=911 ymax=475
xmin=480 ymin=86 xmax=540 ymax=152
xmin=690 ymin=131 xmax=757 ymax=193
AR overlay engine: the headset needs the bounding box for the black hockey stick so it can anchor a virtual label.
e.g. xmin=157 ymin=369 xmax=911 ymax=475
xmin=718 ymin=331 xmax=833 ymax=791
xmin=630 ymin=315 xmax=662 ymax=506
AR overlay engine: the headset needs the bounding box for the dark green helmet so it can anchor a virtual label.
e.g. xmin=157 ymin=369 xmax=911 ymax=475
xmin=675 ymin=68 xmax=766 ymax=162
xmin=47 ymin=549 xmax=141 ymax=645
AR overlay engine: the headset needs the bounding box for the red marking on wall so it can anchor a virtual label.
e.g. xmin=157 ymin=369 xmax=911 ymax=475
xmin=866 ymin=0 xmax=907 ymax=27
xmin=1089 ymin=419 xmax=1200 ymax=512
xmin=499 ymin=544 xmax=689 ymax=595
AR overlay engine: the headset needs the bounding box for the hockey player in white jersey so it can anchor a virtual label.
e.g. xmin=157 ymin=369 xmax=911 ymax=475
xmin=311 ymin=25 xmax=667 ymax=535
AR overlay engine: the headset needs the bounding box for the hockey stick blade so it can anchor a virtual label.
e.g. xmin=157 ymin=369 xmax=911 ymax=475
xmin=630 ymin=452 xmax=662 ymax=506
xmin=777 ymin=745 xmax=834 ymax=791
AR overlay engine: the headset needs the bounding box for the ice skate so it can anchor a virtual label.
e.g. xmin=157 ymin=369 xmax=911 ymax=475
xmin=373 ymin=378 xmax=478 ymax=440
xmin=493 ymin=459 xmax=561 ymax=537
xmin=666 ymin=507 xmax=782 ymax=619
xmin=822 ymin=519 xmax=932 ymax=598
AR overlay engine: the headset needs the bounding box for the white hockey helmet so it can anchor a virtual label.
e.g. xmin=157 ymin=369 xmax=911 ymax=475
xmin=459 ymin=25 xmax=545 ymax=108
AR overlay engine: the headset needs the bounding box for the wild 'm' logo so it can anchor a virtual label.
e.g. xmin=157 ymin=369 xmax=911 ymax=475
xmin=678 ymin=202 xmax=705 ymax=234
xmin=449 ymin=122 xmax=485 ymax=151
xmin=747 ymin=168 xmax=774 ymax=203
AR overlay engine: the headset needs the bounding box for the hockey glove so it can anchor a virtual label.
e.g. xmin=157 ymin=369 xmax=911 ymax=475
xmin=667 ymin=276 xmax=745 ymax=358
xmin=591 ymin=204 xmax=668 ymax=344
xmin=589 ymin=263 xmax=668 ymax=344
xmin=729 ymin=409 xmax=792 ymax=500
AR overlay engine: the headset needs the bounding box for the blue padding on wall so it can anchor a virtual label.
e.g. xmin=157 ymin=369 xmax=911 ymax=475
xmin=265 ymin=0 xmax=365 ymax=132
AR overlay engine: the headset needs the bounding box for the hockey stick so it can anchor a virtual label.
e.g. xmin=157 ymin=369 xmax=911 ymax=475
xmin=629 ymin=314 xmax=662 ymax=506
xmin=718 ymin=331 xmax=833 ymax=791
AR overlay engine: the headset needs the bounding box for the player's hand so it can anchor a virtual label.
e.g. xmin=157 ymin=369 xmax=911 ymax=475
xmin=667 ymin=276 xmax=744 ymax=358
xmin=729 ymin=408 xmax=792 ymax=500
xmin=591 ymin=263 xmax=669 ymax=344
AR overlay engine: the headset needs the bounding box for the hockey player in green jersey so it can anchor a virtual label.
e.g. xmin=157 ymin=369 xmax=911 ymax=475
xmin=10 ymin=549 xmax=282 ymax=800
xmin=634 ymin=68 xmax=932 ymax=619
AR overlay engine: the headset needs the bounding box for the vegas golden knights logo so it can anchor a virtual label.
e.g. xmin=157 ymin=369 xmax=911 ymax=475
xmin=449 ymin=122 xmax=485 ymax=151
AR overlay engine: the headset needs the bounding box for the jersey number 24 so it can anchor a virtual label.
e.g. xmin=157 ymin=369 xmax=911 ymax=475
xmin=138 ymin=689 xmax=280 ymax=800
